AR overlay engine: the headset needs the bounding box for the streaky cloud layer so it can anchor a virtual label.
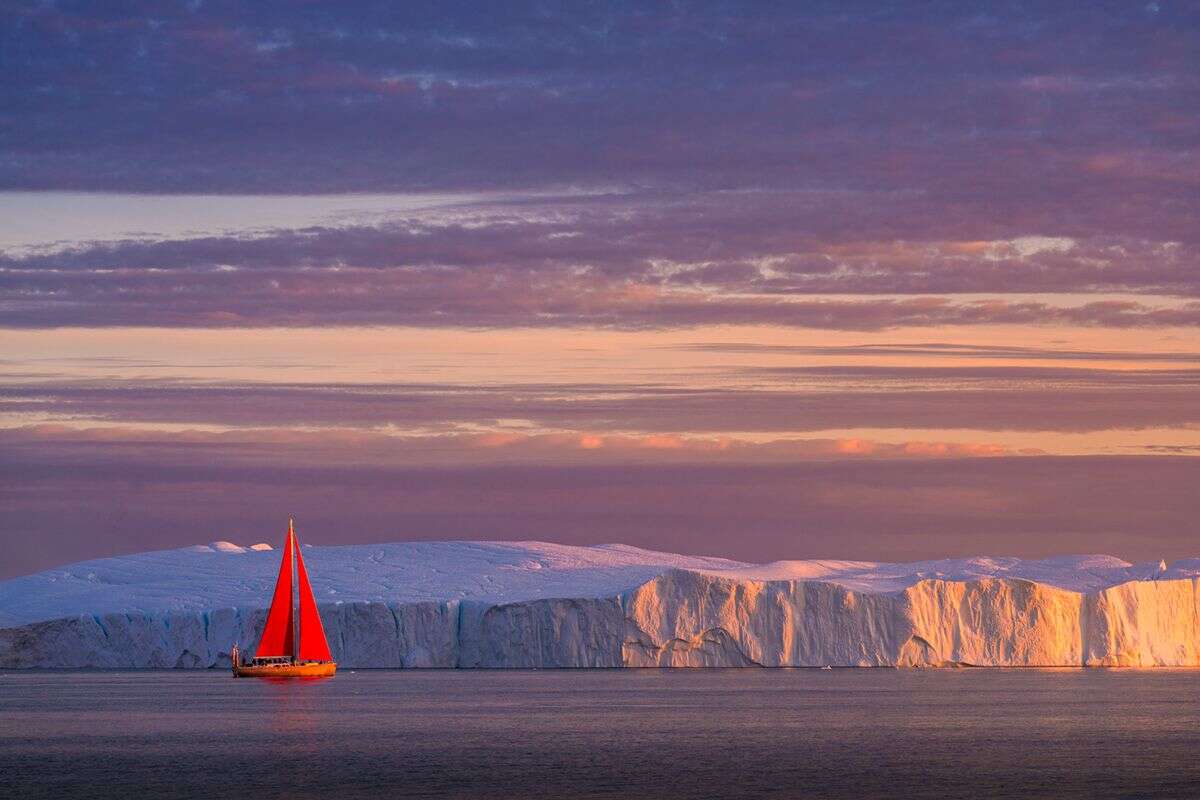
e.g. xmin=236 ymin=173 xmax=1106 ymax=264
xmin=1 ymin=2 xmax=1197 ymax=573
xmin=2 ymin=195 xmax=1198 ymax=328
xmin=4 ymin=2 xmax=1198 ymax=202
xmin=3 ymin=367 xmax=1200 ymax=433
xmin=2 ymin=4 xmax=1197 ymax=330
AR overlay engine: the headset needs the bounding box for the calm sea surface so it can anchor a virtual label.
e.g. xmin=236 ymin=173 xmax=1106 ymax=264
xmin=2 ymin=669 xmax=1199 ymax=799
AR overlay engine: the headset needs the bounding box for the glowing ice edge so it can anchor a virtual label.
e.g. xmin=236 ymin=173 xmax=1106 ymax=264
xmin=2 ymin=541 xmax=1199 ymax=668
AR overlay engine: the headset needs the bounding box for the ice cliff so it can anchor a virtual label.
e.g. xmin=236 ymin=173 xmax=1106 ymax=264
xmin=2 ymin=541 xmax=1199 ymax=668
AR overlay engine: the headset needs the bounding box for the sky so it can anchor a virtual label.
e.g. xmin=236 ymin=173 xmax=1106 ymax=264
xmin=1 ymin=1 xmax=1198 ymax=578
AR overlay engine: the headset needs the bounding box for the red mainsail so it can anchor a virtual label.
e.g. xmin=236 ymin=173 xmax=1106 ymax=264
xmin=253 ymin=520 xmax=333 ymax=662
xmin=255 ymin=526 xmax=295 ymax=658
xmin=295 ymin=538 xmax=333 ymax=662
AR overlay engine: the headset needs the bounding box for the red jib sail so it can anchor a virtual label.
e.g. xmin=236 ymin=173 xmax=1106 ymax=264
xmin=255 ymin=526 xmax=295 ymax=658
xmin=294 ymin=536 xmax=333 ymax=662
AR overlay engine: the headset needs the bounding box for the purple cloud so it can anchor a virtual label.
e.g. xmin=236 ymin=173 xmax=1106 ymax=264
xmin=4 ymin=3 xmax=1197 ymax=206
xmin=2 ymin=451 xmax=1197 ymax=579
xmin=1 ymin=195 xmax=1199 ymax=328
xmin=670 ymin=342 xmax=1200 ymax=363
xmin=5 ymin=365 xmax=1199 ymax=432
xmin=4 ymin=267 xmax=1199 ymax=329
xmin=3 ymin=3 xmax=1198 ymax=579
xmin=5 ymin=0 xmax=1199 ymax=333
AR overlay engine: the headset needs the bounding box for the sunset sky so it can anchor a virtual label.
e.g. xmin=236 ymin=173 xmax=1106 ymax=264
xmin=1 ymin=2 xmax=1197 ymax=578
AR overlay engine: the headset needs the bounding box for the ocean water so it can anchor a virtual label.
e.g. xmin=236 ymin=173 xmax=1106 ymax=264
xmin=2 ymin=669 xmax=1199 ymax=799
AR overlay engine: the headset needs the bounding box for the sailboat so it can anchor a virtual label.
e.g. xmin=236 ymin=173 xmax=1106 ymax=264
xmin=232 ymin=519 xmax=337 ymax=678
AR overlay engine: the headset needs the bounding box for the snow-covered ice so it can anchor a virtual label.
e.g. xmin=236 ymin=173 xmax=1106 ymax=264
xmin=2 ymin=541 xmax=1198 ymax=668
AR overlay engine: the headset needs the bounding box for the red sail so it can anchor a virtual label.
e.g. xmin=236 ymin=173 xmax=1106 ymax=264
xmin=255 ymin=527 xmax=295 ymax=658
xmin=294 ymin=534 xmax=333 ymax=662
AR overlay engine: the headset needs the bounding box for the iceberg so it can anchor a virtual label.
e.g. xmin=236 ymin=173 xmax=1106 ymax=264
xmin=2 ymin=541 xmax=1198 ymax=668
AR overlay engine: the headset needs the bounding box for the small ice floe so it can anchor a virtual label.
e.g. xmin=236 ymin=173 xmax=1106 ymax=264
xmin=248 ymin=543 xmax=273 ymax=551
xmin=208 ymin=541 xmax=246 ymax=554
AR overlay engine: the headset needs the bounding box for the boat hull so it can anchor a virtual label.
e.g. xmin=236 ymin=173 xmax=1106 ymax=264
xmin=233 ymin=661 xmax=337 ymax=678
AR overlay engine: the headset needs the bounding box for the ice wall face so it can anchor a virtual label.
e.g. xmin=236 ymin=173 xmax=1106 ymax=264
xmin=1083 ymin=578 xmax=1200 ymax=667
xmin=2 ymin=542 xmax=1199 ymax=668
xmin=621 ymin=571 xmax=1099 ymax=667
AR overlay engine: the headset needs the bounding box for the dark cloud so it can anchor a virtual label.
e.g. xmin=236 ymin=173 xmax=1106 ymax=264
xmin=5 ymin=1 xmax=1199 ymax=329
xmin=7 ymin=192 xmax=1200 ymax=272
xmin=4 ymin=273 xmax=1198 ymax=328
xmin=3 ymin=190 xmax=1198 ymax=328
xmin=4 ymin=2 xmax=1198 ymax=206
xmin=9 ymin=193 xmax=1200 ymax=269
xmin=669 ymin=342 xmax=1200 ymax=363
xmin=5 ymin=365 xmax=1200 ymax=432
xmin=1143 ymin=444 xmax=1200 ymax=454
xmin=4 ymin=3 xmax=1198 ymax=577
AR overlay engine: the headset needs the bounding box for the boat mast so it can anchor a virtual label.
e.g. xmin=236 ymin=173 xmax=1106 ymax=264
xmin=290 ymin=517 xmax=299 ymax=663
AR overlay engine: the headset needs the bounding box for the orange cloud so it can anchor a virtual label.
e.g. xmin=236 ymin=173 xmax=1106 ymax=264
xmin=1 ymin=424 xmax=1027 ymax=466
